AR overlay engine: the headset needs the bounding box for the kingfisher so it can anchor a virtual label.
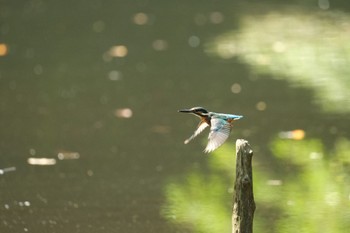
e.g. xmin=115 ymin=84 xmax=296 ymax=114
xmin=178 ymin=107 xmax=243 ymax=153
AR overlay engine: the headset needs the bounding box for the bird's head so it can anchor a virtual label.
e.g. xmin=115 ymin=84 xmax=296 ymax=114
xmin=178 ymin=107 xmax=209 ymax=117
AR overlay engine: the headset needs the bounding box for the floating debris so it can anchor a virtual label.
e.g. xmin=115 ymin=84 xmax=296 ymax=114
xmin=0 ymin=167 xmax=16 ymax=175
xmin=57 ymin=152 xmax=80 ymax=160
xmin=27 ymin=158 xmax=56 ymax=166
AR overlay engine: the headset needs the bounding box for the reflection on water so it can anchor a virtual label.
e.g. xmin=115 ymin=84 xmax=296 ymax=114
xmin=207 ymin=8 xmax=350 ymax=113
xmin=163 ymin=136 xmax=350 ymax=233
xmin=267 ymin=137 xmax=350 ymax=233
xmin=162 ymin=145 xmax=234 ymax=233
xmin=1 ymin=1 xmax=350 ymax=233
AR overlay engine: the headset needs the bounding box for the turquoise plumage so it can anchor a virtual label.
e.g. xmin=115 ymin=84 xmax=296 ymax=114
xmin=179 ymin=107 xmax=243 ymax=153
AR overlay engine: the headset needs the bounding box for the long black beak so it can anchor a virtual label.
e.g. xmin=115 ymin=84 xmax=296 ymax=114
xmin=178 ymin=109 xmax=192 ymax=113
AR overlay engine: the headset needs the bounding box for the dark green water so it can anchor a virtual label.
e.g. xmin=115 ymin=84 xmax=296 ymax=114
xmin=1 ymin=1 xmax=350 ymax=233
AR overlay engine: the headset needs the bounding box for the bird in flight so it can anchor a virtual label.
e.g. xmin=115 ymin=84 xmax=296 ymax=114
xmin=178 ymin=107 xmax=243 ymax=153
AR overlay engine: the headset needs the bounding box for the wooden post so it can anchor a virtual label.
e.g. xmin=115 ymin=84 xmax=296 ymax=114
xmin=232 ymin=139 xmax=255 ymax=233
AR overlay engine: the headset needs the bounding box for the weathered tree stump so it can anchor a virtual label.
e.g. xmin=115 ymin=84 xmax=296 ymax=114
xmin=232 ymin=139 xmax=255 ymax=233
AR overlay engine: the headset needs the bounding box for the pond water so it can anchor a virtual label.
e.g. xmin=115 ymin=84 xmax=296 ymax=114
xmin=1 ymin=1 xmax=350 ymax=233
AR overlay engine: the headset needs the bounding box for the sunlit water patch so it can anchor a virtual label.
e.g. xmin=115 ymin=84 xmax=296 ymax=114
xmin=162 ymin=137 xmax=350 ymax=233
xmin=206 ymin=9 xmax=350 ymax=113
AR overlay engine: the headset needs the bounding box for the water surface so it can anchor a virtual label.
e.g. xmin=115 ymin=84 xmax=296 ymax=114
xmin=1 ymin=1 xmax=350 ymax=233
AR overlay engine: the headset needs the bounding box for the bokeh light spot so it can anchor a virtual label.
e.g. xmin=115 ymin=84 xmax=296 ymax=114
xmin=108 ymin=70 xmax=122 ymax=81
xmin=188 ymin=36 xmax=200 ymax=48
xmin=0 ymin=43 xmax=8 ymax=56
xmin=152 ymin=39 xmax=168 ymax=51
xmin=231 ymin=83 xmax=242 ymax=94
xmin=133 ymin=12 xmax=149 ymax=25
xmin=279 ymin=129 xmax=305 ymax=140
xmin=109 ymin=45 xmax=128 ymax=57
xmin=114 ymin=108 xmax=133 ymax=118
xmin=256 ymin=101 xmax=267 ymax=111
xmin=87 ymin=170 xmax=94 ymax=176
xmin=209 ymin=11 xmax=224 ymax=24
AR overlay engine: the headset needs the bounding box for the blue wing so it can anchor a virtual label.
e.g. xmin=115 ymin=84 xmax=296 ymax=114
xmin=227 ymin=114 xmax=243 ymax=120
xmin=214 ymin=113 xmax=243 ymax=120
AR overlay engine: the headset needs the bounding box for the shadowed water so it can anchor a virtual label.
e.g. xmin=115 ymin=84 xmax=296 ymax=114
xmin=1 ymin=1 xmax=350 ymax=233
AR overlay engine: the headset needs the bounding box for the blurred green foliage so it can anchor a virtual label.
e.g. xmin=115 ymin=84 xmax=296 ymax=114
xmin=162 ymin=137 xmax=350 ymax=233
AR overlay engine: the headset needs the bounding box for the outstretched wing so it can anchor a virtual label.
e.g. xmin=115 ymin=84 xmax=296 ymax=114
xmin=184 ymin=120 xmax=209 ymax=144
xmin=204 ymin=118 xmax=232 ymax=153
